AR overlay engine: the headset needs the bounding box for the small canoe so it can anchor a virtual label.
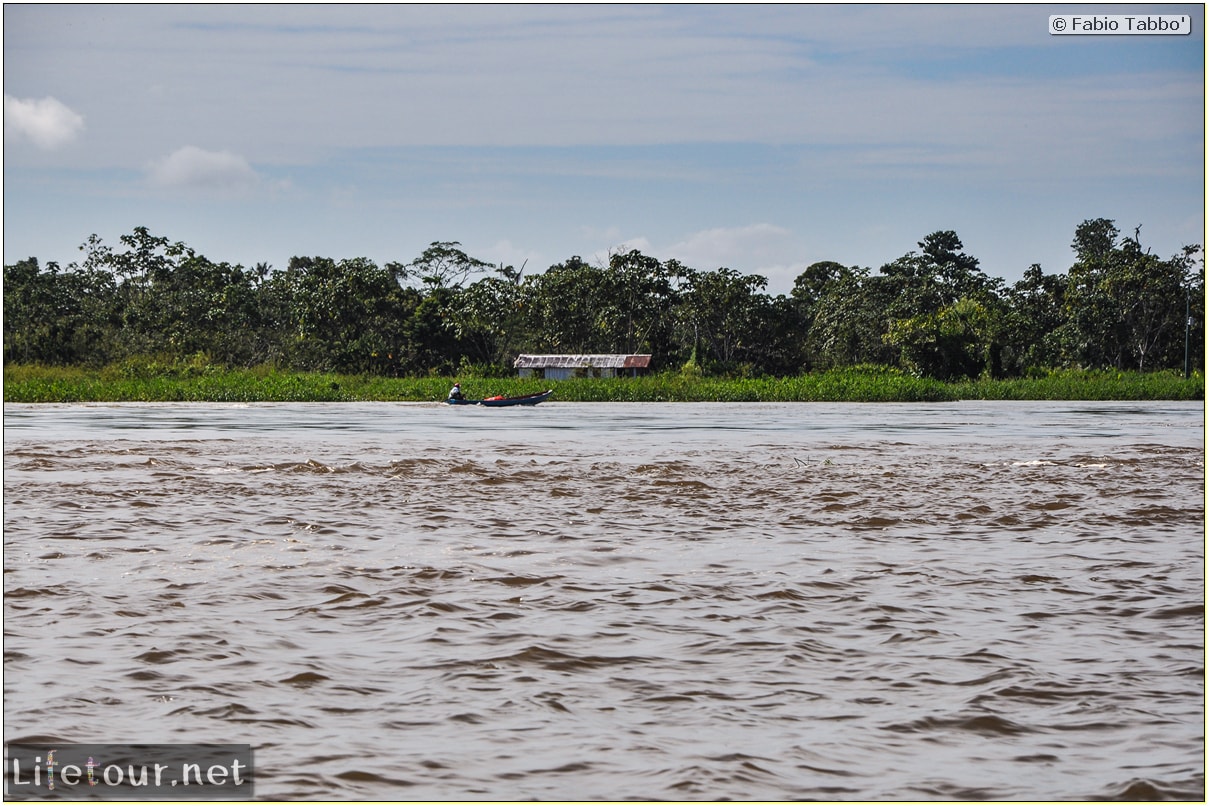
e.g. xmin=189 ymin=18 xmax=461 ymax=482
xmin=447 ymin=389 xmax=553 ymax=407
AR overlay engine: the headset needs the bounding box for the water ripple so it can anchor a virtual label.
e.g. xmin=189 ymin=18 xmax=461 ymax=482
xmin=3 ymin=401 xmax=1203 ymax=800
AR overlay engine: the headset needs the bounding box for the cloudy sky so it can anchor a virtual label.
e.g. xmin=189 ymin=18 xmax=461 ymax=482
xmin=4 ymin=4 xmax=1204 ymax=294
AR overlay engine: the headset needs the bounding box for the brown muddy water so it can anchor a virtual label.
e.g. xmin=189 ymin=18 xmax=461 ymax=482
xmin=3 ymin=401 xmax=1204 ymax=800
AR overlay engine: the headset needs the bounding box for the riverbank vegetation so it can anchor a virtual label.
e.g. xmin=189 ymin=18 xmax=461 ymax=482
xmin=4 ymin=363 xmax=1201 ymax=404
xmin=5 ymin=218 xmax=1203 ymax=402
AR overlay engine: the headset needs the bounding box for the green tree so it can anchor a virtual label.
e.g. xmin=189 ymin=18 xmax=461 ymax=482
xmin=7 ymin=220 xmax=1199 ymax=381
xmin=266 ymin=255 xmax=413 ymax=372
xmin=521 ymin=257 xmax=609 ymax=353
xmin=878 ymin=231 xmax=1004 ymax=378
xmin=65 ymin=227 xmax=271 ymax=365
xmin=514 ymin=250 xmax=681 ymax=363
xmin=1060 ymin=219 xmax=1201 ymax=370
xmin=398 ymin=241 xmax=492 ymax=291
xmin=792 ymin=261 xmax=858 ymax=370
xmin=1000 ymin=264 xmax=1069 ymax=373
xmin=3 ymin=257 xmax=118 ymax=365
xmin=885 ymin=297 xmax=995 ymax=380
xmin=674 ymin=266 xmax=770 ymax=372
xmin=1109 ymin=239 xmax=1200 ymax=370
xmin=806 ymin=267 xmax=899 ymax=368
xmin=89 ymin=227 xmax=183 ymax=358
xmin=599 ymin=250 xmax=678 ymax=356
xmin=792 ymin=261 xmax=849 ymax=316
xmin=1182 ymin=264 xmax=1206 ymax=375
xmin=387 ymin=242 xmax=497 ymax=373
xmin=880 ymin=230 xmax=996 ymax=319
xmin=399 ymin=287 xmax=460 ymax=374
xmin=744 ymin=292 xmax=807 ymax=376
xmin=452 ymin=267 xmax=527 ymax=371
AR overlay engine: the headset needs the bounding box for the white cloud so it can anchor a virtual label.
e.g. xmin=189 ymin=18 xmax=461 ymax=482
xmin=578 ymin=224 xmax=811 ymax=292
xmin=663 ymin=224 xmax=793 ymax=269
xmin=146 ymin=145 xmax=260 ymax=191
xmin=3 ymin=5 xmax=1200 ymax=289
xmin=581 ymin=225 xmax=808 ymax=290
xmin=661 ymin=224 xmax=811 ymax=292
xmin=4 ymin=94 xmax=84 ymax=149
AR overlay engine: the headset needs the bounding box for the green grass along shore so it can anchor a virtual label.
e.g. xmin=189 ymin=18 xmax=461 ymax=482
xmin=4 ymin=363 xmax=1203 ymax=404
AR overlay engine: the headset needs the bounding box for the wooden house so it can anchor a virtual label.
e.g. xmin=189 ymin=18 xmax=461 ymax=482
xmin=513 ymin=354 xmax=652 ymax=380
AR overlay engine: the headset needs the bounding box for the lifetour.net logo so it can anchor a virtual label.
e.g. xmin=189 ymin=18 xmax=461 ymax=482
xmin=5 ymin=744 xmax=253 ymax=801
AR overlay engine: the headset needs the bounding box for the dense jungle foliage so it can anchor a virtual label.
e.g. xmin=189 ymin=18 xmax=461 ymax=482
xmin=4 ymin=219 xmax=1203 ymax=381
xmin=3 ymin=362 xmax=1200 ymax=404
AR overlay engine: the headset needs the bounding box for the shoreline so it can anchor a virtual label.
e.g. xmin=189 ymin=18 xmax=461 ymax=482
xmin=4 ymin=365 xmax=1203 ymax=404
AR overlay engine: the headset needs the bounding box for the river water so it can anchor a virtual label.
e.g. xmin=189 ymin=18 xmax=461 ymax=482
xmin=3 ymin=401 xmax=1204 ymax=800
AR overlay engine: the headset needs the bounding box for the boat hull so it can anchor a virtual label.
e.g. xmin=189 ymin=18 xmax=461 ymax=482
xmin=446 ymin=390 xmax=553 ymax=407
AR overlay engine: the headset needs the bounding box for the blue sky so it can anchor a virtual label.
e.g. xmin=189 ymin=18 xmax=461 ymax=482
xmin=4 ymin=3 xmax=1204 ymax=295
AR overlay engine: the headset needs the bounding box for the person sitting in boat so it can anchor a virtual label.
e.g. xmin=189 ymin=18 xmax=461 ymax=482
xmin=448 ymin=382 xmax=465 ymax=401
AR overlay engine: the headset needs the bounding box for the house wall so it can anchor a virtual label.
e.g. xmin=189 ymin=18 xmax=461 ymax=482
xmin=518 ymin=367 xmax=617 ymax=380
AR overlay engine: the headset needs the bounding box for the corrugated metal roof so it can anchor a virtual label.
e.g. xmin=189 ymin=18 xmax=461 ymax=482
xmin=513 ymin=354 xmax=652 ymax=369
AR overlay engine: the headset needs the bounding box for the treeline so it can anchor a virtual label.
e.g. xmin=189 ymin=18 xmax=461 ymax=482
xmin=4 ymin=219 xmax=1203 ymax=380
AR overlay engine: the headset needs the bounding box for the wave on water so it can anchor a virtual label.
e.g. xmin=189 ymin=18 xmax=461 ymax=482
xmin=4 ymin=402 xmax=1204 ymax=800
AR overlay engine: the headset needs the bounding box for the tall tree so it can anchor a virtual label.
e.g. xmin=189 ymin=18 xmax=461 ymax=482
xmin=878 ymin=231 xmax=1004 ymax=378
xmin=453 ymin=267 xmax=527 ymax=370
xmin=266 ymin=255 xmax=413 ymax=372
xmin=398 ymin=241 xmax=492 ymax=291
xmin=1060 ymin=219 xmax=1201 ymax=370
xmin=1000 ymin=264 xmax=1068 ymax=373
xmin=600 ymin=250 xmax=677 ymax=356
xmin=3 ymin=258 xmax=118 ymax=365
xmin=792 ymin=261 xmax=858 ymax=370
xmin=807 ymin=267 xmax=898 ymax=368
xmin=520 ymin=257 xmax=607 ymax=354
xmin=674 ymin=266 xmax=770 ymax=371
